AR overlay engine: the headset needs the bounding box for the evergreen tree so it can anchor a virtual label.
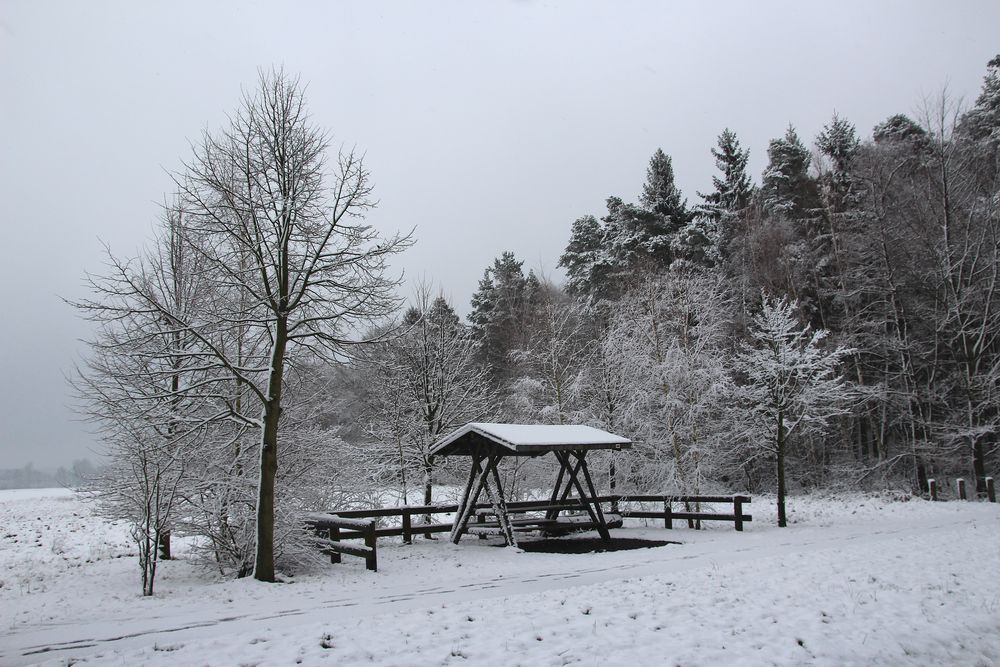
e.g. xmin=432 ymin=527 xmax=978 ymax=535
xmin=761 ymin=125 xmax=818 ymax=218
xmin=559 ymin=215 xmax=606 ymax=295
xmin=468 ymin=251 xmax=531 ymax=380
xmin=688 ymin=129 xmax=755 ymax=266
xmin=816 ymin=113 xmax=861 ymax=212
xmin=640 ymin=148 xmax=692 ymax=230
xmin=697 ymin=129 xmax=755 ymax=220
xmin=872 ymin=113 xmax=928 ymax=146
xmin=958 ymin=55 xmax=1000 ymax=146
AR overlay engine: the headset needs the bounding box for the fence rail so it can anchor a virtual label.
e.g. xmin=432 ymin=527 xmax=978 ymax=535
xmin=304 ymin=513 xmax=378 ymax=571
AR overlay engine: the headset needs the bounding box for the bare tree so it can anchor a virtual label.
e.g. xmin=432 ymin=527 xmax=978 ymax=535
xmin=360 ymin=284 xmax=494 ymax=515
xmin=81 ymin=70 xmax=409 ymax=582
xmin=72 ymin=202 xmax=208 ymax=594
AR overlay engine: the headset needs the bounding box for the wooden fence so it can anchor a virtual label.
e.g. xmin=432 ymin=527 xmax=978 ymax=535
xmin=616 ymin=494 xmax=752 ymax=531
xmin=305 ymin=513 xmax=379 ymax=571
xmin=927 ymin=477 xmax=996 ymax=502
xmin=306 ymin=494 xmax=752 ymax=568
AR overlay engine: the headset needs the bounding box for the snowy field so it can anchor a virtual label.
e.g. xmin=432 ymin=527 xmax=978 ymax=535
xmin=1 ymin=489 xmax=998 ymax=666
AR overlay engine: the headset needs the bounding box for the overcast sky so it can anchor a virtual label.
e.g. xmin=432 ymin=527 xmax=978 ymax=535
xmin=1 ymin=1 xmax=997 ymax=470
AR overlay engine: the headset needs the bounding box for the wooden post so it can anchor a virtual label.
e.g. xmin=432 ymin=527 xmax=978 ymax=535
xmin=329 ymin=525 xmax=341 ymax=564
xmin=928 ymin=479 xmax=937 ymax=501
xmin=987 ymin=477 xmax=996 ymax=503
xmin=734 ymin=496 xmax=744 ymax=532
xmin=664 ymin=499 xmax=673 ymax=529
xmin=402 ymin=511 xmax=412 ymax=545
xmin=957 ymin=478 xmax=967 ymax=500
xmin=365 ymin=521 xmax=378 ymax=572
xmin=451 ymin=456 xmax=488 ymax=544
xmin=485 ymin=456 xmax=517 ymax=547
xmin=577 ymin=451 xmax=611 ymax=542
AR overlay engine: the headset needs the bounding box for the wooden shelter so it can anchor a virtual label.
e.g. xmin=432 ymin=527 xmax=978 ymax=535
xmin=429 ymin=423 xmax=631 ymax=546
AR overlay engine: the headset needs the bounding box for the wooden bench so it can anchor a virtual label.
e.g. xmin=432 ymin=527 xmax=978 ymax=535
xmin=469 ymin=511 xmax=624 ymax=538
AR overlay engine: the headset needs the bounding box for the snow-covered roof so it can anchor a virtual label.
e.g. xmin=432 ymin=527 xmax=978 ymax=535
xmin=429 ymin=423 xmax=632 ymax=457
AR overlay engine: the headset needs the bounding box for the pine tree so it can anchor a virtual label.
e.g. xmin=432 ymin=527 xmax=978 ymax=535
xmin=958 ymin=55 xmax=1000 ymax=146
xmin=872 ymin=113 xmax=928 ymax=146
xmin=761 ymin=125 xmax=818 ymax=218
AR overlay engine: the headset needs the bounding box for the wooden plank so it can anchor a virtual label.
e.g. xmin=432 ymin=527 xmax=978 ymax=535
xmin=621 ymin=510 xmax=753 ymax=522
xmin=613 ymin=494 xmax=751 ymax=504
xmin=323 ymin=505 xmax=458 ymax=518
xmin=469 ymin=517 xmax=559 ymax=528
xmin=475 ymin=501 xmax=588 ymax=516
xmin=317 ymin=540 xmax=374 ymax=559
xmin=305 ymin=513 xmax=377 ymax=531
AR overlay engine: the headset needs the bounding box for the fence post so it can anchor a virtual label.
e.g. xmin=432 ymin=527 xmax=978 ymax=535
xmin=664 ymin=499 xmax=673 ymax=530
xmin=402 ymin=511 xmax=412 ymax=545
xmin=957 ymin=478 xmax=967 ymax=501
xmin=987 ymin=477 xmax=996 ymax=503
xmin=734 ymin=496 xmax=744 ymax=532
xmin=365 ymin=521 xmax=378 ymax=572
xmin=928 ymin=479 xmax=937 ymax=501
xmin=329 ymin=525 xmax=341 ymax=564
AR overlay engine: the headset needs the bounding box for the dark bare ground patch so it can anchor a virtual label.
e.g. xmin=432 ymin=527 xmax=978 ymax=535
xmin=510 ymin=537 xmax=679 ymax=554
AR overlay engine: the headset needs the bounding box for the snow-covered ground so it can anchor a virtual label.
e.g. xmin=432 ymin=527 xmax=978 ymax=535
xmin=1 ymin=489 xmax=998 ymax=666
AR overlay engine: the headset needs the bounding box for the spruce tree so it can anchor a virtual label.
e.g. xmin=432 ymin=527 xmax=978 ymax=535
xmin=690 ymin=129 xmax=755 ymax=266
xmin=468 ymin=251 xmax=530 ymax=381
xmin=761 ymin=125 xmax=818 ymax=218
xmin=640 ymin=148 xmax=692 ymax=230
xmin=697 ymin=129 xmax=754 ymax=220
xmin=558 ymin=214 xmax=605 ymax=295
xmin=816 ymin=114 xmax=861 ymax=212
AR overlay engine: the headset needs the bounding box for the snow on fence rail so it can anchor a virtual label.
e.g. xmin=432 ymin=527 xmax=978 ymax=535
xmin=307 ymin=495 xmax=752 ymax=568
xmin=304 ymin=513 xmax=378 ymax=571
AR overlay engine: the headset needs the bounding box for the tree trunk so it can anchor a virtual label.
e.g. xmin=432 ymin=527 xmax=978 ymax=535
xmin=253 ymin=318 xmax=287 ymax=583
xmin=776 ymin=410 xmax=787 ymax=528
xmin=157 ymin=530 xmax=171 ymax=560
xmin=422 ymin=461 xmax=435 ymax=538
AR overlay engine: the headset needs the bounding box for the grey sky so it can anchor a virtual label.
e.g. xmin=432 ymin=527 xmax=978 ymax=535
xmin=1 ymin=0 xmax=997 ymax=469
